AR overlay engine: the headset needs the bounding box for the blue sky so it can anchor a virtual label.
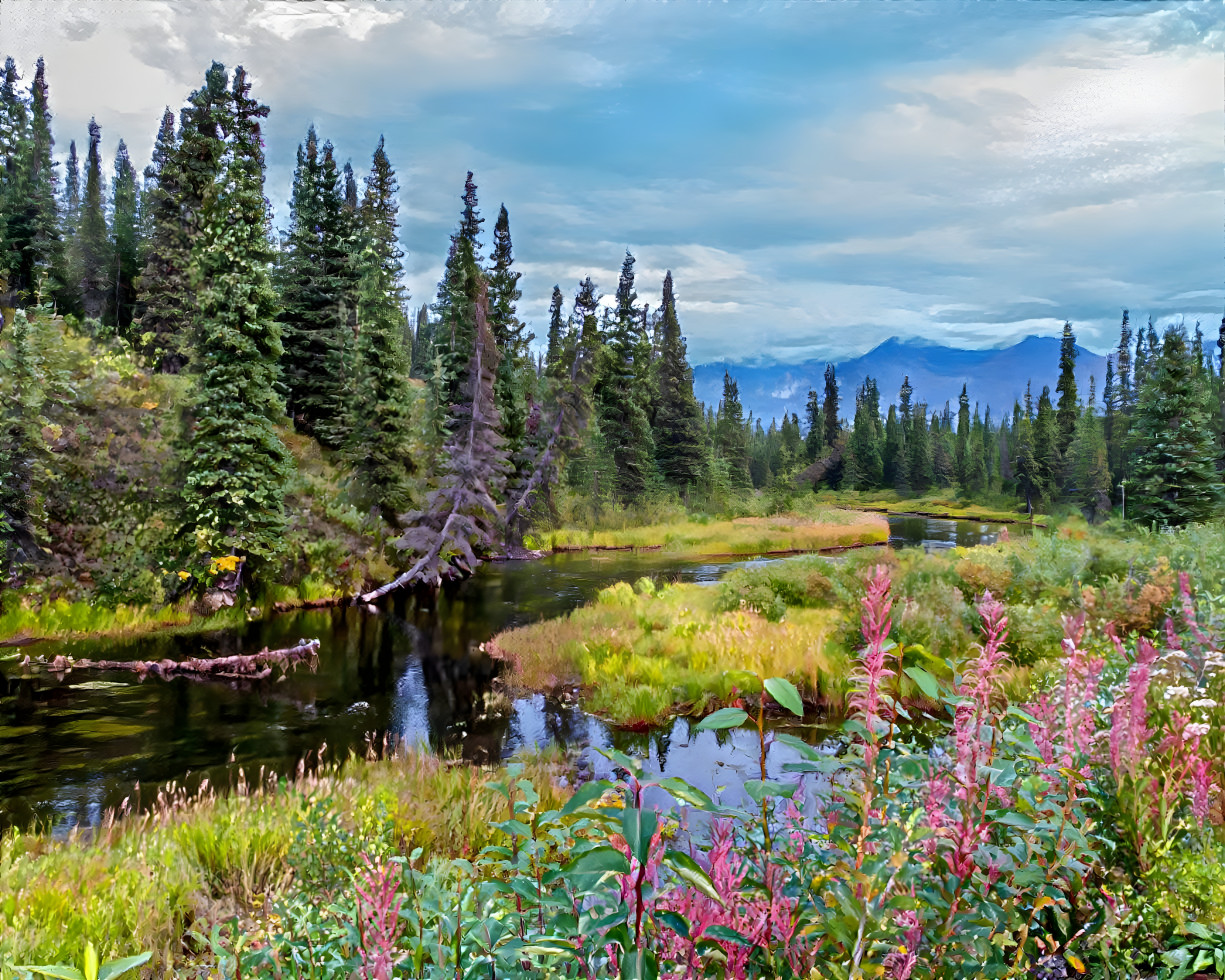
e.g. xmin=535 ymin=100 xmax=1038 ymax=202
xmin=6 ymin=0 xmax=1222 ymax=364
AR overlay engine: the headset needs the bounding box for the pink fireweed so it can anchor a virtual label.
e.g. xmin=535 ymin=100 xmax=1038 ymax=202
xmin=1108 ymin=635 xmax=1157 ymax=780
xmin=850 ymin=565 xmax=895 ymax=737
xmin=354 ymin=853 xmax=405 ymax=980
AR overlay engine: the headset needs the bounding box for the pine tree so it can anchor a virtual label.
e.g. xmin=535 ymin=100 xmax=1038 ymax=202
xmin=108 ymin=139 xmax=140 ymax=331
xmin=346 ymin=135 xmax=416 ymax=519
xmin=1055 ymin=321 xmax=1078 ymax=456
xmin=0 ymin=57 xmax=28 ymax=309
xmin=1032 ymin=385 xmax=1061 ymax=503
xmin=434 ymin=171 xmax=484 ymax=407
xmin=1067 ymin=404 xmax=1111 ymax=521
xmin=965 ymin=405 xmax=987 ymax=495
xmin=846 ymin=377 xmax=883 ymax=489
xmin=62 ymin=139 xmax=81 ymax=231
xmin=907 ymin=399 xmax=932 ymax=493
xmin=410 ymin=303 xmax=434 ymax=379
xmin=716 ymin=371 xmax=750 ymax=489
xmin=179 ymin=66 xmax=291 ymax=564
xmin=276 ymin=127 xmax=356 ymax=441
xmin=653 ymin=270 xmax=706 ymax=492
xmin=593 ymin=251 xmax=655 ymax=501
xmin=1131 ymin=325 xmax=1222 ymax=527
xmin=1116 ymin=310 xmax=1132 ymax=411
xmin=76 ymin=118 xmax=109 ymax=320
xmin=955 ymin=383 xmax=970 ymax=487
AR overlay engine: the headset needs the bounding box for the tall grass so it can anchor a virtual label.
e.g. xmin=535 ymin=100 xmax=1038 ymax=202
xmin=530 ymin=508 xmax=887 ymax=555
xmin=0 ymin=748 xmax=569 ymax=974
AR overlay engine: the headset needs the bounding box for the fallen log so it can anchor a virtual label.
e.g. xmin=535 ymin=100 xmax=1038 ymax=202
xmin=31 ymin=638 xmax=321 ymax=681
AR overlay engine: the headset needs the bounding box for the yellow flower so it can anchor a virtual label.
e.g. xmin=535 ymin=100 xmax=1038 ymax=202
xmin=177 ymin=571 xmax=190 ymax=581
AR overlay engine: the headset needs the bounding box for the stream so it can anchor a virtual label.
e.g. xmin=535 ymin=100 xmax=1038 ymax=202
xmin=0 ymin=515 xmax=1025 ymax=832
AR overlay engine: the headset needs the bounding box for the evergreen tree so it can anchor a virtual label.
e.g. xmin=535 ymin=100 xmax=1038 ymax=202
xmin=346 ymin=135 xmax=416 ymax=519
xmin=716 ymin=371 xmax=750 ymax=489
xmin=804 ymin=388 xmax=824 ymax=461
xmin=965 ymin=406 xmax=987 ymax=495
xmin=1067 ymin=403 xmax=1111 ymax=521
xmin=0 ymin=57 xmax=28 ymax=308
xmin=1131 ymin=325 xmax=1222 ymax=526
xmin=1032 ymin=385 xmax=1061 ymax=504
xmin=276 ymin=127 xmax=355 ymax=440
xmin=487 ymin=204 xmax=531 ymax=460
xmin=931 ymin=412 xmax=955 ymax=488
xmin=62 ymin=139 xmax=80 ymax=232
xmin=76 ymin=118 xmax=109 ymax=320
xmin=545 ymin=284 xmax=565 ymax=376
xmin=822 ymin=363 xmax=840 ymax=449
xmin=0 ymin=310 xmax=44 ymax=578
xmin=883 ymin=403 xmax=902 ymax=488
xmin=435 ymin=171 xmax=484 ymax=407
xmin=410 ymin=304 xmax=434 ymax=379
xmin=1055 ymin=321 xmax=1078 ymax=456
xmin=955 ymin=383 xmax=970 ymax=487
xmin=139 ymin=65 xmax=230 ymax=372
xmin=593 ymin=251 xmax=654 ymax=501
xmin=108 ymin=139 xmax=140 ymax=331
xmin=179 ymin=65 xmax=291 ymax=564
xmin=906 ymin=400 xmax=932 ymax=493
xmin=653 ymin=270 xmax=706 ymax=491
xmin=1116 ymin=310 xmax=1133 ymax=410
xmin=846 ymin=377 xmax=883 ymax=489
xmin=1133 ymin=325 xmax=1148 ymax=393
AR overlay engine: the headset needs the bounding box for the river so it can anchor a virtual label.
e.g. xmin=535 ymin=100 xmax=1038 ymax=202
xmin=0 ymin=515 xmax=1024 ymax=832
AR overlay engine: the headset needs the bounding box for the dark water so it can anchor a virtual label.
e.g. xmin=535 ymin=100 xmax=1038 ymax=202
xmin=0 ymin=516 xmax=1008 ymax=831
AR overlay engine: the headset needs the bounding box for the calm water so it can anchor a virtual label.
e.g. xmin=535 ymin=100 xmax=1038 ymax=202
xmin=0 ymin=516 xmax=1014 ymax=831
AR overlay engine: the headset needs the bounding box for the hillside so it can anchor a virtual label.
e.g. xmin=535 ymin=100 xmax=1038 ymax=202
xmin=694 ymin=335 xmax=1109 ymax=423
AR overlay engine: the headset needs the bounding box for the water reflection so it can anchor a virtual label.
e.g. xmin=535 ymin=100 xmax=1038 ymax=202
xmin=1 ymin=516 xmax=1010 ymax=831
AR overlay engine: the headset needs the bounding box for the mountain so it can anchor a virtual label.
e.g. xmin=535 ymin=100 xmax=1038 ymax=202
xmin=693 ymin=335 xmax=1109 ymax=425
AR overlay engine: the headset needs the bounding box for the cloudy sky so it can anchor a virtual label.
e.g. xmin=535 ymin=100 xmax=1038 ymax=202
xmin=5 ymin=1 xmax=1222 ymax=364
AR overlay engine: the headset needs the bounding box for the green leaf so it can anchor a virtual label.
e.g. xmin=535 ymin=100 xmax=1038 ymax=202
xmin=744 ymin=778 xmax=798 ymax=803
xmin=664 ymin=850 xmax=723 ymax=905
xmin=558 ymin=780 xmax=611 ymax=817
xmin=654 ymin=777 xmax=717 ymax=811
xmin=518 ymin=939 xmax=577 ymax=957
xmin=619 ymin=947 xmax=659 ymax=980
xmin=703 ymin=924 xmax=751 ymax=946
xmin=694 ymin=707 xmax=749 ymax=731
xmin=903 ymin=665 xmax=942 ymax=700
xmin=655 ymin=910 xmax=690 ymax=939
xmin=98 ymin=955 xmax=152 ymax=980
xmin=622 ymin=807 xmax=659 ymax=866
xmin=15 ymin=969 xmax=86 ymax=980
xmin=83 ymin=945 xmax=98 ymax=980
xmin=764 ymin=677 xmax=804 ymax=717
xmin=565 ymin=846 xmax=630 ymax=877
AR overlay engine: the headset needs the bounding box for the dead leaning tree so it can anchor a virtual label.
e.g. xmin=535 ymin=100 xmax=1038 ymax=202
xmin=358 ymin=285 xmax=590 ymax=605
xmin=25 ymin=638 xmax=321 ymax=682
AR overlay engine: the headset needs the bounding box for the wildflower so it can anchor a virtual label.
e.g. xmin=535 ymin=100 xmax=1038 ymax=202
xmin=1191 ymin=757 xmax=1213 ymax=827
xmin=1165 ymin=685 xmax=1191 ymax=700
xmin=177 ymin=570 xmax=190 ymax=581
xmin=1190 ymin=698 xmax=1218 ymax=709
xmin=1184 ymin=722 xmax=1211 ymax=740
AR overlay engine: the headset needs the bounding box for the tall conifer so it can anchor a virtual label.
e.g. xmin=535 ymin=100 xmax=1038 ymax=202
xmin=653 ymin=270 xmax=706 ymax=490
xmin=108 ymin=139 xmax=140 ymax=331
xmin=76 ymin=118 xmax=109 ymax=320
xmin=1055 ymin=321 xmax=1078 ymax=455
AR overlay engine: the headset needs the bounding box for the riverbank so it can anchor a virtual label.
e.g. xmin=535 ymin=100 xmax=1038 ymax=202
xmin=812 ymin=488 xmax=1049 ymax=525
xmin=524 ymin=507 xmax=888 ymax=556
xmin=0 ymin=747 xmax=571 ymax=973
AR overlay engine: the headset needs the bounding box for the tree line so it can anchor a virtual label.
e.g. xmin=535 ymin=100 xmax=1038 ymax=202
xmin=2 ymin=55 xmax=1222 ymax=593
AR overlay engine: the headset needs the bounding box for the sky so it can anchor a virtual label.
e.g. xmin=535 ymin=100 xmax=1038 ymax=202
xmin=4 ymin=0 xmax=1223 ymax=365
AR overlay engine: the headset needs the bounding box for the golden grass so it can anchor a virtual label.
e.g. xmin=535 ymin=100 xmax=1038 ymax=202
xmin=532 ymin=507 xmax=888 ymax=556
xmin=812 ymin=489 xmax=1046 ymax=525
xmin=491 ymin=580 xmax=852 ymax=726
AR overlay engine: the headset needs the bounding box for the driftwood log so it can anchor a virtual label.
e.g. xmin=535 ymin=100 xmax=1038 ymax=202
xmin=26 ymin=638 xmax=321 ymax=682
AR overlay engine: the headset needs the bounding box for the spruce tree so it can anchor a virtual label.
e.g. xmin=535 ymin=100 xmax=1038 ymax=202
xmin=109 ymin=139 xmax=140 ymax=331
xmin=0 ymin=57 xmax=28 ymax=309
xmin=716 ymin=371 xmax=750 ymax=489
xmin=276 ymin=127 xmax=355 ymax=440
xmin=955 ymin=383 xmax=970 ymax=487
xmin=1032 ymin=386 xmax=1061 ymax=504
xmin=1055 ymin=321 xmax=1078 ymax=455
xmin=0 ymin=310 xmax=44 ymax=577
xmin=822 ymin=363 xmax=840 ymax=449
xmin=179 ymin=66 xmax=291 ymax=564
xmin=410 ymin=304 xmax=434 ymax=379
xmin=846 ymin=377 xmax=883 ymax=489
xmin=804 ymin=388 xmax=824 ymax=461
xmin=544 ymin=284 xmax=565 ymax=376
xmin=434 ymin=171 xmax=484 ymax=407
xmin=76 ymin=118 xmax=109 ymax=320
xmin=1067 ymin=403 xmax=1111 ymax=521
xmin=346 ymin=135 xmax=416 ymax=520
xmin=653 ymin=270 xmax=706 ymax=491
xmin=907 ymin=400 xmax=932 ymax=493
xmin=593 ymin=251 xmax=655 ymax=501
xmin=1131 ymin=325 xmax=1222 ymax=526
xmin=965 ymin=406 xmax=987 ymax=495
xmin=62 ymin=139 xmax=80 ymax=231
xmin=487 ymin=204 xmax=531 ymax=460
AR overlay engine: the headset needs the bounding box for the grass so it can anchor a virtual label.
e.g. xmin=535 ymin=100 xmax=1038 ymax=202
xmin=812 ymin=488 xmax=1047 ymax=524
xmin=492 ymin=576 xmax=856 ymax=726
xmin=0 ymin=747 xmax=570 ymax=975
xmin=526 ymin=507 xmax=888 ymax=556
xmin=0 ymin=596 xmax=249 ymax=645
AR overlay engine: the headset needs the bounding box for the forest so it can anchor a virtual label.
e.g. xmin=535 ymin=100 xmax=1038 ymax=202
xmin=3 ymin=54 xmax=1225 ymax=980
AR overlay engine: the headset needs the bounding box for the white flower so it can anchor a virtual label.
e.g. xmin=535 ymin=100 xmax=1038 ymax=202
xmin=1184 ymin=722 xmax=1211 ymax=740
xmin=1164 ymin=685 xmax=1191 ymax=700
xmin=1190 ymin=698 xmax=1218 ymax=709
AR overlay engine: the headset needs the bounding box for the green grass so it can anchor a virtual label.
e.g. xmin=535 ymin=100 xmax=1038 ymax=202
xmin=0 ymin=749 xmax=570 ymax=975
xmin=812 ymin=488 xmax=1047 ymax=524
xmin=526 ymin=507 xmax=888 ymax=556
xmin=0 ymin=596 xmax=250 ymax=645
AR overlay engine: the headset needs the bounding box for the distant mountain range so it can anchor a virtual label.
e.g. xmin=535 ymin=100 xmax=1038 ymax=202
xmin=693 ymin=336 xmax=1109 ymax=425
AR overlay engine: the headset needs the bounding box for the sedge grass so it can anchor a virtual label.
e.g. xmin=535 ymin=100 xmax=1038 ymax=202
xmin=530 ymin=507 xmax=887 ymax=556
